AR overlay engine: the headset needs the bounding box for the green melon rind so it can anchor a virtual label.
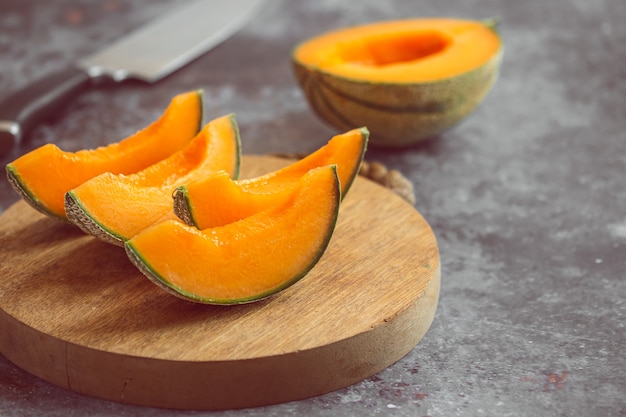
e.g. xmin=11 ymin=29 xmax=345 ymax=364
xmin=5 ymin=164 xmax=65 ymax=220
xmin=64 ymin=191 xmax=127 ymax=246
xmin=340 ymin=126 xmax=369 ymax=199
xmin=293 ymin=54 xmax=502 ymax=146
xmin=125 ymin=166 xmax=341 ymax=305
xmin=227 ymin=113 xmax=243 ymax=181
xmin=193 ymin=89 xmax=205 ymax=139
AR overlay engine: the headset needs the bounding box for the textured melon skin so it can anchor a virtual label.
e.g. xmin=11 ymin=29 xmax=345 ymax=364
xmin=5 ymin=165 xmax=46 ymax=217
xmin=125 ymin=166 xmax=341 ymax=305
xmin=64 ymin=191 xmax=127 ymax=245
xmin=292 ymin=22 xmax=503 ymax=147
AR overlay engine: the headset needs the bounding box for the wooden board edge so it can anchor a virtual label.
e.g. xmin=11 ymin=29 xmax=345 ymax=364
xmin=0 ymin=265 xmax=440 ymax=410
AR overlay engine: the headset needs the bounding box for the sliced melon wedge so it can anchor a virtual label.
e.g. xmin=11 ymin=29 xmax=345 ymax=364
xmin=6 ymin=90 xmax=204 ymax=219
xmin=65 ymin=114 xmax=241 ymax=246
xmin=173 ymin=126 xmax=368 ymax=229
xmin=125 ymin=165 xmax=341 ymax=305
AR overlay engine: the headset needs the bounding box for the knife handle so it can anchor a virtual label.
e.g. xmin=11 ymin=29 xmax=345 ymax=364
xmin=0 ymin=66 xmax=93 ymax=156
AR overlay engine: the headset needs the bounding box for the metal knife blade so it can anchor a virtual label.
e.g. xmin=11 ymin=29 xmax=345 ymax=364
xmin=0 ymin=0 xmax=264 ymax=156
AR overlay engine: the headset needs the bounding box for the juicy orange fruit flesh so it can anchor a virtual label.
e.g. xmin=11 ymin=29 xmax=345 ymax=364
xmin=7 ymin=90 xmax=203 ymax=218
xmin=179 ymin=171 xmax=296 ymax=231
xmin=338 ymin=30 xmax=451 ymax=67
xmin=294 ymin=18 xmax=501 ymax=82
xmin=127 ymin=165 xmax=340 ymax=304
xmin=68 ymin=114 xmax=240 ymax=241
xmin=182 ymin=127 xmax=367 ymax=229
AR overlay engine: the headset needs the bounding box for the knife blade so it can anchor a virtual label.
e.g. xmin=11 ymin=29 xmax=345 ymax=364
xmin=0 ymin=0 xmax=264 ymax=156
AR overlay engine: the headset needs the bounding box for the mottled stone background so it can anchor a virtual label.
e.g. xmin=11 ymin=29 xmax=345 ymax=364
xmin=1 ymin=0 xmax=625 ymax=416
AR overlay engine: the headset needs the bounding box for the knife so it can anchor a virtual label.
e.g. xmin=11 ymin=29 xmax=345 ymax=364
xmin=0 ymin=0 xmax=263 ymax=156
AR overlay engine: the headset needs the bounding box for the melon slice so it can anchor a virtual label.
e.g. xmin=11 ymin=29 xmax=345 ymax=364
xmin=173 ymin=126 xmax=368 ymax=229
xmin=125 ymin=165 xmax=341 ymax=305
xmin=65 ymin=114 xmax=241 ymax=246
xmin=6 ymin=90 xmax=204 ymax=219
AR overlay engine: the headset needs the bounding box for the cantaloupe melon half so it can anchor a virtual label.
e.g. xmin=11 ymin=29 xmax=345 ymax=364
xmin=125 ymin=165 xmax=341 ymax=305
xmin=292 ymin=18 xmax=502 ymax=146
xmin=173 ymin=126 xmax=368 ymax=229
xmin=65 ymin=114 xmax=241 ymax=246
xmin=6 ymin=90 xmax=204 ymax=219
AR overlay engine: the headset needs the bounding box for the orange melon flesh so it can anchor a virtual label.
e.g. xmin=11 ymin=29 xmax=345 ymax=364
xmin=293 ymin=18 xmax=500 ymax=83
xmin=173 ymin=170 xmax=296 ymax=229
xmin=6 ymin=90 xmax=204 ymax=219
xmin=65 ymin=114 xmax=241 ymax=245
xmin=126 ymin=165 xmax=341 ymax=305
xmin=175 ymin=127 xmax=368 ymax=229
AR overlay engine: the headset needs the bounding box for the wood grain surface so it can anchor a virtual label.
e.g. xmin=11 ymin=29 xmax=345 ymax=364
xmin=0 ymin=155 xmax=440 ymax=410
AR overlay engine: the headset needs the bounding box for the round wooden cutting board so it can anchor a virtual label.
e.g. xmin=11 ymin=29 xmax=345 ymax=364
xmin=0 ymin=155 xmax=440 ymax=411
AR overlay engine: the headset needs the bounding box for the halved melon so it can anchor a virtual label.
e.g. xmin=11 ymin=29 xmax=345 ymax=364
xmin=292 ymin=18 xmax=502 ymax=146
xmin=173 ymin=126 xmax=368 ymax=229
xmin=65 ymin=114 xmax=241 ymax=246
xmin=6 ymin=90 xmax=204 ymax=219
xmin=126 ymin=165 xmax=341 ymax=305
